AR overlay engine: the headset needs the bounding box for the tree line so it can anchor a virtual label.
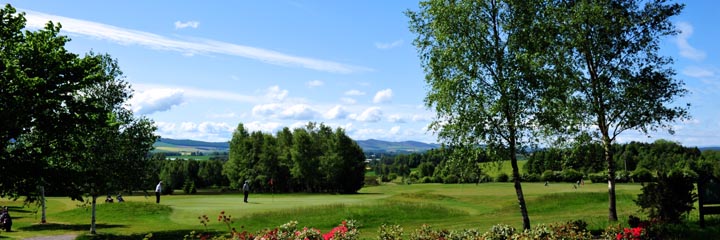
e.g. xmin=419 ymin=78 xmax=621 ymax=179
xmin=222 ymin=122 xmax=366 ymax=194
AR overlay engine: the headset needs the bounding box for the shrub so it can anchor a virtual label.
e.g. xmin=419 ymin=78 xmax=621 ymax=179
xmin=388 ymin=173 xmax=398 ymax=181
xmin=541 ymin=170 xmax=559 ymax=182
xmin=431 ymin=175 xmax=443 ymax=183
xmin=495 ymin=173 xmax=509 ymax=182
xmin=377 ymin=224 xmax=403 ymax=240
xmin=615 ymin=170 xmax=631 ymax=183
xmin=522 ymin=173 xmax=541 ymax=182
xmin=631 ymin=168 xmax=654 ymax=182
xmin=561 ymin=169 xmax=584 ymax=182
xmin=482 ymin=224 xmax=515 ymax=239
xmin=589 ymin=172 xmax=606 ymax=183
xmin=478 ymin=173 xmax=492 ymax=183
xmin=443 ymin=174 xmax=459 ymax=184
xmin=635 ymin=169 xmax=697 ymax=223
xmin=364 ymin=176 xmax=380 ymax=186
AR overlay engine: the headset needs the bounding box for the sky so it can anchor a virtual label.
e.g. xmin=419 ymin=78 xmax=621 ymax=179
xmin=5 ymin=1 xmax=720 ymax=147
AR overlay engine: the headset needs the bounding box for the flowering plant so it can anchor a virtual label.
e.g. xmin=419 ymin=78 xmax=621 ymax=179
xmin=615 ymin=226 xmax=646 ymax=240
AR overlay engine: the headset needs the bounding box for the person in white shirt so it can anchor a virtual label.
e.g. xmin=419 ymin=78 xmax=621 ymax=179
xmin=155 ymin=181 xmax=162 ymax=203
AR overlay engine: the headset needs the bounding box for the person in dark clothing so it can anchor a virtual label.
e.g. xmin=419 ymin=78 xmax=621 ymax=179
xmin=0 ymin=207 xmax=11 ymax=232
xmin=243 ymin=180 xmax=250 ymax=203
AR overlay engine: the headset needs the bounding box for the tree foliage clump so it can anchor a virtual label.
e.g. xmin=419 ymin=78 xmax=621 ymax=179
xmin=223 ymin=122 xmax=366 ymax=194
xmin=635 ymin=170 xmax=697 ymax=223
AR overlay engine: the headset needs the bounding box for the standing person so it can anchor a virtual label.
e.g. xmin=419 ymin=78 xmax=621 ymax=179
xmin=155 ymin=181 xmax=162 ymax=204
xmin=243 ymin=180 xmax=250 ymax=203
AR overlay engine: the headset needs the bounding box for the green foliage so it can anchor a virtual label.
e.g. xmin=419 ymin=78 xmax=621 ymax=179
xmin=541 ymin=170 xmax=559 ymax=182
xmin=588 ymin=172 xmax=607 ymax=184
xmin=561 ymin=169 xmax=584 ymax=183
xmin=223 ymin=122 xmax=365 ymax=194
xmin=495 ymin=173 xmax=510 ymax=183
xmin=631 ymin=168 xmax=654 ymax=183
xmin=635 ymin=170 xmax=697 ymax=223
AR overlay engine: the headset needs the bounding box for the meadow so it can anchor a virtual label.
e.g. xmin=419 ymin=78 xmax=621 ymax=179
xmin=0 ymin=182 xmax=658 ymax=239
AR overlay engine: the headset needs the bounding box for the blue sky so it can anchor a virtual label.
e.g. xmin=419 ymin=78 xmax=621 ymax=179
xmin=6 ymin=1 xmax=720 ymax=147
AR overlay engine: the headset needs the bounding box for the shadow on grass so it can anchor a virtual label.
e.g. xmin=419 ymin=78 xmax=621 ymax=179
xmin=7 ymin=206 xmax=32 ymax=213
xmin=75 ymin=229 xmax=221 ymax=240
xmin=19 ymin=223 xmax=125 ymax=231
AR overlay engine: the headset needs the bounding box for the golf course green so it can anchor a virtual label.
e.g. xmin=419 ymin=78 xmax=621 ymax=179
xmin=0 ymin=182 xmax=647 ymax=239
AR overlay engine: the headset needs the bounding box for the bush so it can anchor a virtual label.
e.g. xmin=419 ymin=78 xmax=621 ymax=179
xmin=495 ymin=173 xmax=510 ymax=182
xmin=443 ymin=174 xmax=459 ymax=184
xmin=364 ymin=176 xmax=379 ymax=186
xmin=388 ymin=173 xmax=398 ymax=181
xmin=631 ymin=168 xmax=654 ymax=182
xmin=615 ymin=170 xmax=631 ymax=183
xmin=431 ymin=175 xmax=443 ymax=183
xmin=635 ymin=169 xmax=697 ymax=223
xmin=419 ymin=176 xmax=433 ymax=183
xmin=522 ymin=173 xmax=541 ymax=182
xmin=561 ymin=169 xmax=584 ymax=182
xmin=589 ymin=172 xmax=606 ymax=183
xmin=541 ymin=170 xmax=560 ymax=182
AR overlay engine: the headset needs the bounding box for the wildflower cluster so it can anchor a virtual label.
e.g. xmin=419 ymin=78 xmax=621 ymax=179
xmin=188 ymin=211 xmax=359 ymax=240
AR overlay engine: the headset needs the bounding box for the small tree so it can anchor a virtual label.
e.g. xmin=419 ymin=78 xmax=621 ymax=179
xmin=635 ymin=170 xmax=697 ymax=223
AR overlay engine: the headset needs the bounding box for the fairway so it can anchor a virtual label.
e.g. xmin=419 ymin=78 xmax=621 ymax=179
xmin=1 ymin=182 xmax=646 ymax=239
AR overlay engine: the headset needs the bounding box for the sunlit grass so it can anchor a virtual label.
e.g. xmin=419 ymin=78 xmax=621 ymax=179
xmin=0 ymin=182 xmax=656 ymax=239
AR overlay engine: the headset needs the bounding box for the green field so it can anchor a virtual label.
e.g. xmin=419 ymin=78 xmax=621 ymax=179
xmin=0 ymin=182 xmax=671 ymax=239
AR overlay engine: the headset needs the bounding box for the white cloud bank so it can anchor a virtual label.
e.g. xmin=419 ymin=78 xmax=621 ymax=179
xmin=23 ymin=9 xmax=371 ymax=73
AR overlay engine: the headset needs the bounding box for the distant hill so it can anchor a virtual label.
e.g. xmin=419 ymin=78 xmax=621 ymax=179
xmin=153 ymin=138 xmax=229 ymax=153
xmin=356 ymin=139 xmax=440 ymax=153
xmin=700 ymin=146 xmax=720 ymax=152
xmin=153 ymin=138 xmax=439 ymax=154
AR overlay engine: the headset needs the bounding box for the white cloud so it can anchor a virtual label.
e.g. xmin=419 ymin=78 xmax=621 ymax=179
xmin=252 ymin=103 xmax=283 ymax=117
xmin=280 ymin=104 xmax=318 ymax=119
xmin=306 ymin=80 xmax=324 ymax=88
xmin=682 ymin=66 xmax=715 ymax=78
xmin=388 ymin=114 xmax=405 ymax=123
xmin=131 ymin=84 xmax=258 ymax=103
xmin=389 ymin=126 xmax=401 ymax=134
xmin=373 ymin=88 xmax=393 ymax=103
xmin=208 ymin=112 xmax=237 ymax=119
xmin=266 ymin=85 xmax=288 ymax=101
xmin=245 ymin=121 xmax=282 ymax=133
xmin=324 ymin=105 xmax=349 ymax=120
xmin=155 ymin=121 xmax=234 ymax=142
xmin=351 ymin=107 xmax=383 ymax=122
xmin=129 ymin=88 xmax=185 ymax=115
xmin=375 ymin=40 xmax=403 ymax=50
xmin=23 ymin=9 xmax=371 ymax=73
xmin=252 ymin=103 xmax=318 ymax=120
xmin=344 ymin=90 xmax=365 ymax=96
xmin=174 ymin=20 xmax=199 ymax=29
xmin=340 ymin=97 xmax=357 ymax=104
xmin=675 ymin=22 xmax=706 ymax=61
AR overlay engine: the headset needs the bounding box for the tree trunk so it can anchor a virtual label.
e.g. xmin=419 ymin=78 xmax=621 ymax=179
xmin=511 ymin=153 xmax=531 ymax=230
xmin=41 ymin=186 xmax=46 ymax=223
xmin=90 ymin=195 xmax=97 ymax=234
xmin=603 ymin=136 xmax=618 ymax=222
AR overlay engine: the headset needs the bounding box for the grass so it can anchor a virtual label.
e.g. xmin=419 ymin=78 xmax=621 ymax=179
xmin=1 ymin=182 xmax=718 ymax=239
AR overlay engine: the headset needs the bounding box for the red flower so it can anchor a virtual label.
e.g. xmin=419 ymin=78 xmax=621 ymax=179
xmin=631 ymin=227 xmax=642 ymax=237
xmin=616 ymin=233 xmax=623 ymax=240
